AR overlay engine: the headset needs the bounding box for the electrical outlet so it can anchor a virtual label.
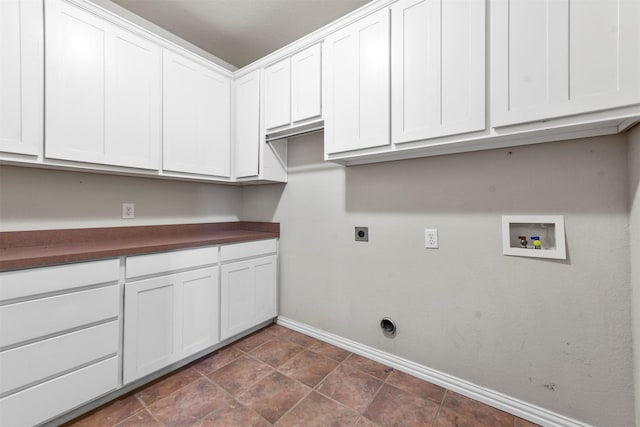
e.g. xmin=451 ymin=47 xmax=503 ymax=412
xmin=355 ymin=226 xmax=368 ymax=242
xmin=122 ymin=203 xmax=135 ymax=219
xmin=425 ymin=229 xmax=438 ymax=249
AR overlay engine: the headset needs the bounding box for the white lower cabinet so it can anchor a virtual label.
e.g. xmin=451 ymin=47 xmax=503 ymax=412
xmin=0 ymin=259 xmax=120 ymax=427
xmin=123 ymin=248 xmax=220 ymax=384
xmin=220 ymin=240 xmax=278 ymax=340
xmin=0 ymin=238 xmax=278 ymax=423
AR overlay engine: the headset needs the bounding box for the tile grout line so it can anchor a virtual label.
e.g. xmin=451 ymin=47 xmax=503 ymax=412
xmin=198 ymin=374 xmax=273 ymax=426
xmin=430 ymin=389 xmax=448 ymax=427
xmin=76 ymin=323 xmax=531 ymax=427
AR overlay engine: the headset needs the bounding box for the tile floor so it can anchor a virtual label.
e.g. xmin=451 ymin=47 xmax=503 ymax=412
xmin=65 ymin=324 xmax=541 ymax=427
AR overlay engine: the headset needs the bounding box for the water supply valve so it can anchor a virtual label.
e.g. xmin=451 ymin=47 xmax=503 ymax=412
xmin=531 ymin=236 xmax=542 ymax=249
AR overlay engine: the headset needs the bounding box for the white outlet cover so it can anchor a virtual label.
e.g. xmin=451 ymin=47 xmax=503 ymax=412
xmin=425 ymin=229 xmax=438 ymax=249
xmin=122 ymin=203 xmax=135 ymax=219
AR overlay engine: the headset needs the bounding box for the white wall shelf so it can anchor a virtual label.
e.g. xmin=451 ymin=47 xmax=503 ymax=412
xmin=502 ymin=215 xmax=566 ymax=260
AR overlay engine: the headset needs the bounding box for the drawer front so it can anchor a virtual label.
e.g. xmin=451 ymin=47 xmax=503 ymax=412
xmin=0 ymin=285 xmax=119 ymax=348
xmin=220 ymin=239 xmax=277 ymax=262
xmin=0 ymin=320 xmax=119 ymax=395
xmin=0 ymin=356 xmax=118 ymax=427
xmin=126 ymin=246 xmax=218 ymax=279
xmin=0 ymin=259 xmax=120 ymax=302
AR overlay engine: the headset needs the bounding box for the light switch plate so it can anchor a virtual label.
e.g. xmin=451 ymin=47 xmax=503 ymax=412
xmin=425 ymin=229 xmax=438 ymax=249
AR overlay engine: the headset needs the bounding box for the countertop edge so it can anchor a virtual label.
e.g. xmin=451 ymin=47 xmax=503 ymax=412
xmin=0 ymin=223 xmax=280 ymax=271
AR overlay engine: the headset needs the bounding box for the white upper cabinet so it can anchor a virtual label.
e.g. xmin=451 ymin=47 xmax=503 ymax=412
xmin=0 ymin=0 xmax=43 ymax=157
xmin=491 ymin=0 xmax=640 ymax=127
xmin=263 ymin=43 xmax=322 ymax=136
xmin=163 ymin=49 xmax=231 ymax=177
xmin=291 ymin=44 xmax=322 ymax=124
xmin=234 ymin=69 xmax=261 ymax=178
xmin=45 ymin=0 xmax=161 ymax=169
xmin=264 ymin=58 xmax=291 ymax=131
xmin=391 ymin=0 xmax=485 ymax=144
xmin=323 ymin=8 xmax=390 ymax=155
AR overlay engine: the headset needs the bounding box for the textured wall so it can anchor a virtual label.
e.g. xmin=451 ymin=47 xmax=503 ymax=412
xmin=629 ymin=125 xmax=640 ymax=427
xmin=0 ymin=166 xmax=242 ymax=231
xmin=242 ymin=132 xmax=635 ymax=426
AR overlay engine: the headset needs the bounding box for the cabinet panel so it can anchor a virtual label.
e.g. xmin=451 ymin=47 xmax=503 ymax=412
xmin=0 ymin=258 xmax=119 ymax=302
xmin=123 ymin=266 xmax=219 ymax=384
xmin=324 ymin=8 xmax=390 ymax=154
xmin=391 ymin=0 xmax=485 ymax=144
xmin=0 ymin=321 xmax=118 ymax=395
xmin=264 ymin=58 xmax=291 ymax=130
xmin=234 ymin=69 xmax=261 ymax=178
xmin=201 ymin=70 xmax=232 ymax=177
xmin=0 ymin=357 xmax=118 ymax=427
xmin=220 ymin=260 xmax=256 ymax=340
xmin=123 ymin=277 xmax=178 ymax=383
xmin=163 ymin=49 xmax=231 ymax=177
xmin=491 ymin=0 xmax=640 ymax=126
xmin=105 ymin=26 xmax=161 ymax=168
xmin=181 ymin=267 xmax=220 ymax=355
xmin=220 ymin=239 xmax=277 ymax=262
xmin=0 ymin=0 xmax=42 ymax=156
xmin=0 ymin=285 xmax=119 ymax=348
xmin=220 ymin=255 xmax=278 ymax=340
xmin=46 ymin=0 xmax=106 ymax=160
xmin=126 ymin=246 xmax=218 ymax=280
xmin=291 ymin=44 xmax=322 ymax=123
xmin=46 ymin=0 xmax=161 ymax=169
xmin=254 ymin=256 xmax=277 ymax=324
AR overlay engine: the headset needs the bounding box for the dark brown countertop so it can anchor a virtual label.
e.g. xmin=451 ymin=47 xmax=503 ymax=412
xmin=0 ymin=222 xmax=279 ymax=271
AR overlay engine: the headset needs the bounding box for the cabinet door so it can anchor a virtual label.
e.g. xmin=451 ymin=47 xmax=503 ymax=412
xmin=264 ymin=58 xmax=291 ymax=131
xmin=323 ymin=8 xmax=390 ymax=154
xmin=163 ymin=49 xmax=231 ymax=177
xmin=234 ymin=69 xmax=261 ymax=178
xmin=391 ymin=0 xmax=485 ymax=144
xmin=123 ymin=266 xmax=219 ymax=384
xmin=45 ymin=0 xmax=161 ymax=169
xmin=291 ymin=44 xmax=322 ymax=123
xmin=45 ymin=0 xmax=106 ymax=163
xmin=104 ymin=26 xmax=161 ymax=169
xmin=123 ymin=275 xmax=180 ymax=384
xmin=253 ymin=255 xmax=278 ymax=325
xmin=181 ymin=266 xmax=220 ymax=356
xmin=220 ymin=255 xmax=277 ymax=340
xmin=491 ymin=0 xmax=640 ymax=127
xmin=0 ymin=0 xmax=42 ymax=157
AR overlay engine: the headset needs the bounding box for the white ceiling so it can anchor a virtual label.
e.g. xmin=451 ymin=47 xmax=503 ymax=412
xmin=110 ymin=0 xmax=371 ymax=68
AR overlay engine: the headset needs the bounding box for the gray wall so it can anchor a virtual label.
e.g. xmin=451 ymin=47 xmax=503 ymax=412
xmin=0 ymin=131 xmax=635 ymax=425
xmin=629 ymin=125 xmax=640 ymax=427
xmin=0 ymin=166 xmax=243 ymax=231
xmin=242 ymin=132 xmax=635 ymax=426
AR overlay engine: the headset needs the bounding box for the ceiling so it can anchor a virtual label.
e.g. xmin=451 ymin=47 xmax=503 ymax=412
xmin=110 ymin=0 xmax=371 ymax=68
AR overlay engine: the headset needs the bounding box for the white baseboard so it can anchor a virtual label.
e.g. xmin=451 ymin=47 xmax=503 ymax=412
xmin=277 ymin=316 xmax=591 ymax=427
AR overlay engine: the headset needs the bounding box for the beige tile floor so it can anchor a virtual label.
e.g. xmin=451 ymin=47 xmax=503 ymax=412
xmin=65 ymin=324 xmax=541 ymax=427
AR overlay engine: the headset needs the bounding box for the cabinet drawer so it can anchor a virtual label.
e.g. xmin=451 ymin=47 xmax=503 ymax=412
xmin=0 ymin=259 xmax=119 ymax=302
xmin=126 ymin=246 xmax=218 ymax=279
xmin=220 ymin=239 xmax=277 ymax=262
xmin=0 ymin=356 xmax=118 ymax=427
xmin=0 ymin=285 xmax=119 ymax=348
xmin=0 ymin=320 xmax=119 ymax=395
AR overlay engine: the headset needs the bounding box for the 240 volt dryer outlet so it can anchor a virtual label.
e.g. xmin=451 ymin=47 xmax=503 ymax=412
xmin=355 ymin=227 xmax=368 ymax=242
